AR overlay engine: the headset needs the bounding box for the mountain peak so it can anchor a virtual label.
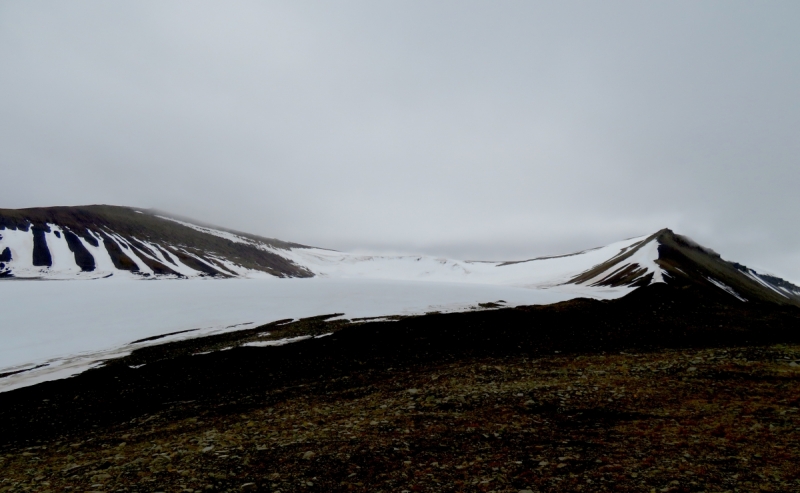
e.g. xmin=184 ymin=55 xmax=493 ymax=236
xmin=566 ymin=227 xmax=799 ymax=306
xmin=1 ymin=206 xmax=799 ymax=308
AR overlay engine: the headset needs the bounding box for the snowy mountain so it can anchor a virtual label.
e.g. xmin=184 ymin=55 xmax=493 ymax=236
xmin=2 ymin=204 xmax=800 ymax=393
xmin=1 ymin=205 xmax=799 ymax=307
xmin=0 ymin=205 xmax=312 ymax=279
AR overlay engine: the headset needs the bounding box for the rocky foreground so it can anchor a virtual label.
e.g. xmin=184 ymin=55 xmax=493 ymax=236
xmin=2 ymin=283 xmax=800 ymax=492
xmin=2 ymin=344 xmax=800 ymax=493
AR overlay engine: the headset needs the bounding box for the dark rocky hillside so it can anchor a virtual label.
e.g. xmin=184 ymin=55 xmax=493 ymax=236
xmin=0 ymin=205 xmax=312 ymax=278
xmin=569 ymin=228 xmax=800 ymax=307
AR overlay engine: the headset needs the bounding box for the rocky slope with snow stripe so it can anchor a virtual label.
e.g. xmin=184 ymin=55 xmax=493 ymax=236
xmin=1 ymin=205 xmax=799 ymax=308
xmin=0 ymin=205 xmax=312 ymax=279
xmin=649 ymin=229 xmax=800 ymax=307
xmin=0 ymin=205 xmax=666 ymax=287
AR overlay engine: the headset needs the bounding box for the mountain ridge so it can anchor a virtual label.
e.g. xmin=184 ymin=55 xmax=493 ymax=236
xmin=1 ymin=205 xmax=799 ymax=308
xmin=0 ymin=205 xmax=313 ymax=279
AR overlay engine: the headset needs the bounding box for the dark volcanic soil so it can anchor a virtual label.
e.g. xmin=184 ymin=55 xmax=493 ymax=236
xmin=1 ymin=284 xmax=800 ymax=492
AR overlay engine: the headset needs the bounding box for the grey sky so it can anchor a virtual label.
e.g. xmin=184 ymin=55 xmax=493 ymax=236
xmin=1 ymin=1 xmax=799 ymax=282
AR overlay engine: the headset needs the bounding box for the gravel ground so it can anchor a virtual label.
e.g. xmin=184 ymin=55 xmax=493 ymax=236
xmin=2 ymin=344 xmax=799 ymax=493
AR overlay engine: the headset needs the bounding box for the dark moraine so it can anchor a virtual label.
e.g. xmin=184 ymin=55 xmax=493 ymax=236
xmin=0 ymin=247 xmax=10 ymax=262
xmin=30 ymin=225 xmax=52 ymax=267
xmin=63 ymin=230 xmax=95 ymax=271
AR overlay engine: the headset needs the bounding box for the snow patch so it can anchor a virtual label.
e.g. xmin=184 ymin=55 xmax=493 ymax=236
xmin=79 ymin=230 xmax=130 ymax=278
xmin=102 ymin=230 xmax=155 ymax=276
xmin=575 ymin=239 xmax=667 ymax=287
xmin=707 ymin=278 xmax=748 ymax=302
xmin=136 ymin=240 xmax=200 ymax=277
xmin=44 ymin=224 xmax=81 ymax=276
xmin=243 ymin=335 xmax=313 ymax=347
xmin=0 ymin=227 xmax=35 ymax=276
xmin=744 ymin=270 xmax=789 ymax=299
xmin=155 ymin=216 xmax=256 ymax=246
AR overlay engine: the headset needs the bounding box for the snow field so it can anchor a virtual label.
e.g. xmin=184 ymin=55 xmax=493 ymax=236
xmin=277 ymin=235 xmax=661 ymax=288
xmin=0 ymin=277 xmax=632 ymax=392
xmin=0 ymin=222 xmax=674 ymax=393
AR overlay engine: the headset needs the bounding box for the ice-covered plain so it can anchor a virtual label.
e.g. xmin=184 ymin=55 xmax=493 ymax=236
xmin=1 ymin=209 xmax=672 ymax=392
xmin=7 ymin=207 xmax=798 ymax=394
xmin=0 ymin=277 xmax=631 ymax=392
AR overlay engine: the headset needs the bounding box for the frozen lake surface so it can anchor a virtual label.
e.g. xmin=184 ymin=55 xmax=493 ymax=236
xmin=0 ymin=277 xmax=629 ymax=392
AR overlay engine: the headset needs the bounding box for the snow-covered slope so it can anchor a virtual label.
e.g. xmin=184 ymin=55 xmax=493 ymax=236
xmin=2 ymin=207 xmax=797 ymax=309
xmin=1 ymin=205 xmax=670 ymax=291
xmin=0 ymin=205 xmax=312 ymax=279
xmin=0 ymin=277 xmax=628 ymax=392
xmin=2 ymin=205 xmax=800 ymax=392
xmin=279 ymin=234 xmax=665 ymax=289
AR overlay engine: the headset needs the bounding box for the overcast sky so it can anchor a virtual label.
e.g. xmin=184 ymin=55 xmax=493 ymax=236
xmin=1 ymin=1 xmax=799 ymax=281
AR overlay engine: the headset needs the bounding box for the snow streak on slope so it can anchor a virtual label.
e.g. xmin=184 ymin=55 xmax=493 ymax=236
xmin=155 ymin=215 xmax=256 ymax=246
xmin=707 ymin=277 xmax=748 ymax=302
xmin=580 ymin=239 xmax=666 ymax=286
xmin=725 ymin=263 xmax=800 ymax=302
xmin=0 ymin=224 xmax=272 ymax=280
xmin=742 ymin=269 xmax=791 ymax=299
xmin=44 ymin=224 xmax=81 ymax=276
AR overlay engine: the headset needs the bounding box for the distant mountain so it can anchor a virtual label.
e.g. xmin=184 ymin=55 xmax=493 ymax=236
xmin=0 ymin=205 xmax=313 ymax=279
xmin=1 ymin=205 xmax=798 ymax=307
xmin=565 ymin=228 xmax=800 ymax=306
